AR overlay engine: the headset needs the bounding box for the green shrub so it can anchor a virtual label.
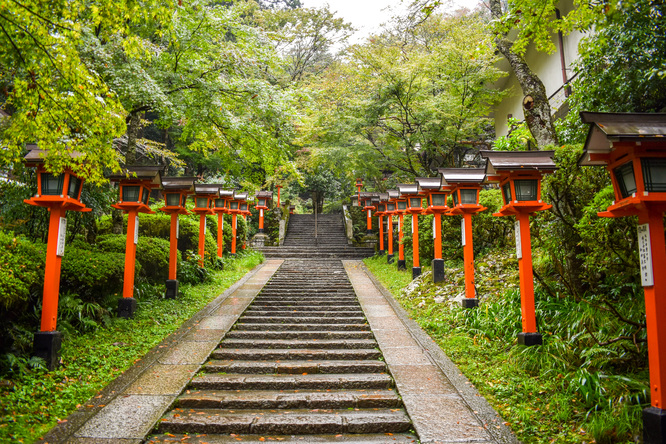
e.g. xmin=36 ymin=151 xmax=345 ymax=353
xmin=60 ymin=246 xmax=128 ymax=299
xmin=0 ymin=231 xmax=45 ymax=310
xmin=94 ymin=234 xmax=175 ymax=284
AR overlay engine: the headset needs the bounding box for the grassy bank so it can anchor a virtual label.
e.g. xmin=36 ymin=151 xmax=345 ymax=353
xmin=364 ymin=252 xmax=647 ymax=444
xmin=0 ymin=251 xmax=263 ymax=443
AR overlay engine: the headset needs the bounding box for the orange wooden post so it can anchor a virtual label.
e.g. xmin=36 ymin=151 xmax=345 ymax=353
xmin=169 ymin=213 xmax=178 ymax=280
xmin=516 ymin=212 xmax=537 ymax=332
xmin=41 ymin=206 xmax=65 ymax=332
xmin=434 ymin=213 xmax=442 ymax=261
xmin=480 ymin=150 xmax=555 ymax=345
xmin=276 ymin=185 xmax=282 ymax=208
xmin=416 ymin=177 xmax=448 ymax=283
xmin=23 ymin=146 xmax=92 ymax=370
xmin=578 ymin=112 xmax=666 ymax=443
xmin=231 ymin=213 xmax=238 ymax=255
xmin=123 ymin=209 xmax=139 ymax=300
xmin=378 ymin=216 xmax=384 ymax=254
xmin=198 ymin=213 xmax=206 ymax=267
xmin=366 ymin=208 xmax=372 ymax=233
xmin=259 ymin=208 xmax=265 ymax=232
xmin=398 ymin=213 xmax=405 ymax=269
xmin=387 ymin=213 xmax=394 ymax=263
xmin=462 ymin=213 xmax=475 ymax=300
xmin=217 ymin=213 xmax=224 ymax=258
xmin=411 ymin=212 xmax=420 ymax=278
xmin=160 ymin=176 xmax=195 ymax=300
xmin=110 ymin=166 xmax=162 ymax=319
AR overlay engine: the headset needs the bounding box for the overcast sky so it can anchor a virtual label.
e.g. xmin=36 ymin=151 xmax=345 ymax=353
xmin=300 ymin=0 xmax=484 ymax=43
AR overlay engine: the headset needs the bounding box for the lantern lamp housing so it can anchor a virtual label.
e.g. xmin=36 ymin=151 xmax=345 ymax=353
xmin=41 ymin=173 xmax=65 ymax=196
xmin=397 ymin=200 xmax=407 ymax=212
xmin=166 ymin=193 xmax=181 ymax=207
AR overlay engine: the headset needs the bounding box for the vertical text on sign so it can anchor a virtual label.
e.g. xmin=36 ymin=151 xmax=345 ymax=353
xmin=515 ymin=219 xmax=522 ymax=259
xmin=57 ymin=217 xmax=67 ymax=257
xmin=134 ymin=215 xmax=139 ymax=245
xmin=461 ymin=218 xmax=466 ymax=247
xmin=637 ymin=223 xmax=654 ymax=287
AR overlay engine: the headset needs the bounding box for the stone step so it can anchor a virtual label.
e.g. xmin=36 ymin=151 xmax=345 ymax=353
xmin=189 ymin=373 xmax=393 ymax=391
xmin=219 ymin=339 xmax=377 ymax=350
xmin=250 ymin=301 xmax=359 ymax=307
xmin=202 ymin=359 xmax=387 ymax=374
xmin=251 ymin=297 xmax=358 ymax=303
xmin=157 ymin=408 xmax=412 ymax=435
xmin=234 ymin=323 xmax=371 ymax=332
xmin=239 ymin=316 xmax=367 ymax=324
xmin=241 ymin=310 xmax=363 ymax=318
xmin=176 ymin=388 xmax=400 ymax=409
xmin=148 ymin=433 xmax=419 ymax=443
xmin=225 ymin=331 xmax=374 ymax=340
xmin=210 ymin=348 xmax=381 ymax=361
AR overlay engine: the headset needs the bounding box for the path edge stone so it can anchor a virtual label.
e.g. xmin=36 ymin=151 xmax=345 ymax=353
xmin=355 ymin=260 xmax=521 ymax=444
xmin=38 ymin=260 xmax=273 ymax=444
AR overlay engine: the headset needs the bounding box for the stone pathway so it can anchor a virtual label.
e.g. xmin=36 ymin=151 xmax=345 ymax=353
xmin=41 ymin=258 xmax=517 ymax=444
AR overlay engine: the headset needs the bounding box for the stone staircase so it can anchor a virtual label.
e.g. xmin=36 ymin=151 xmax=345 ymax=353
xmin=148 ymin=260 xmax=417 ymax=442
xmin=259 ymin=213 xmax=374 ymax=259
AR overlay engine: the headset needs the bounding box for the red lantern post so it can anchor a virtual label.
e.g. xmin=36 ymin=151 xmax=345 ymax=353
xmin=276 ymin=184 xmax=282 ymax=208
xmin=397 ymin=184 xmax=425 ymax=279
xmin=386 ymin=190 xmax=399 ymax=264
xmin=24 ymin=146 xmax=91 ymax=369
xmin=579 ymin=112 xmax=666 ymax=443
xmin=109 ymin=166 xmax=163 ymax=318
xmin=438 ymin=169 xmax=487 ymax=305
xmin=481 ymin=151 xmax=556 ymax=345
xmin=214 ymin=190 xmax=234 ymax=258
xmin=359 ymin=192 xmax=376 ymax=234
xmin=375 ymin=193 xmax=389 ymax=256
xmin=255 ymin=191 xmax=273 ymax=233
xmin=159 ymin=177 xmax=196 ymax=299
xmin=192 ymin=184 xmax=219 ymax=267
xmin=416 ymin=176 xmax=451 ymax=283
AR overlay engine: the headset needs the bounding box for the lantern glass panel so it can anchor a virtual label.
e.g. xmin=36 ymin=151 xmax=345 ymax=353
xmin=397 ymin=201 xmax=407 ymax=211
xmin=613 ymin=162 xmax=637 ymax=199
xmin=642 ymin=158 xmax=666 ymax=192
xmin=196 ymin=197 xmax=208 ymax=208
xmin=431 ymin=193 xmax=447 ymax=207
xmin=387 ymin=202 xmax=396 ymax=211
xmin=378 ymin=203 xmax=386 ymax=212
xmin=215 ymin=198 xmax=225 ymax=208
xmin=452 ymin=192 xmax=459 ymax=206
xmin=240 ymin=203 xmax=248 ymax=211
xmin=67 ymin=175 xmax=81 ymax=198
xmin=166 ymin=193 xmax=180 ymax=206
xmin=230 ymin=201 xmax=239 ymax=210
xmin=460 ymin=189 xmax=478 ymax=205
xmin=502 ymin=183 xmax=512 ymax=204
xmin=41 ymin=173 xmax=64 ymax=195
xmin=409 ymin=197 xmax=421 ymax=209
xmin=122 ymin=185 xmax=141 ymax=202
xmin=258 ymin=199 xmax=266 ymax=207
xmin=142 ymin=187 xmax=150 ymax=205
xmin=514 ymin=179 xmax=538 ymax=201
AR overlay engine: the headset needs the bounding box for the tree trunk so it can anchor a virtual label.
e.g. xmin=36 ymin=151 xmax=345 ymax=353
xmin=125 ymin=111 xmax=141 ymax=165
xmin=489 ymin=0 xmax=559 ymax=149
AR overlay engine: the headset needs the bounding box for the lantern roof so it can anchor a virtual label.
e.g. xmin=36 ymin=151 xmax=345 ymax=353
xmin=579 ymin=112 xmax=666 ymax=166
xmin=24 ymin=144 xmax=85 ymax=165
xmin=437 ymin=168 xmax=486 ymax=184
xmin=480 ymin=151 xmax=556 ymax=176
xmin=161 ymin=176 xmax=196 ymax=192
xmin=415 ymin=177 xmax=442 ymax=190
xmin=396 ymin=183 xmax=420 ymax=196
xmin=234 ymin=191 xmax=248 ymax=201
xmin=387 ymin=189 xmax=400 ymax=200
xmin=108 ymin=165 xmax=163 ymax=185
xmin=256 ymin=190 xmax=273 ymax=199
xmin=193 ymin=184 xmax=221 ymax=196
xmin=377 ymin=192 xmax=389 ymax=202
xmin=219 ymin=189 xmax=234 ymax=198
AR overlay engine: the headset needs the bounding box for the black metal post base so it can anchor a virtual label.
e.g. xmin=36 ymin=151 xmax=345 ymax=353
xmin=387 ymin=254 xmax=394 ymax=264
xmin=118 ymin=297 xmax=137 ymax=319
xmin=33 ymin=331 xmax=63 ymax=371
xmin=412 ymin=267 xmax=421 ymax=279
xmin=644 ymin=407 xmax=666 ymax=444
xmin=165 ymin=279 xmax=179 ymax=299
xmin=397 ymin=259 xmax=406 ymax=270
xmin=258 ymin=228 xmax=264 ymax=233
xmin=432 ymin=259 xmax=444 ymax=283
xmin=517 ymin=332 xmax=542 ymax=346
xmin=378 ymin=249 xmax=385 ymax=256
xmin=461 ymin=298 xmax=479 ymax=309
xmin=366 ymin=229 xmax=373 ymax=235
